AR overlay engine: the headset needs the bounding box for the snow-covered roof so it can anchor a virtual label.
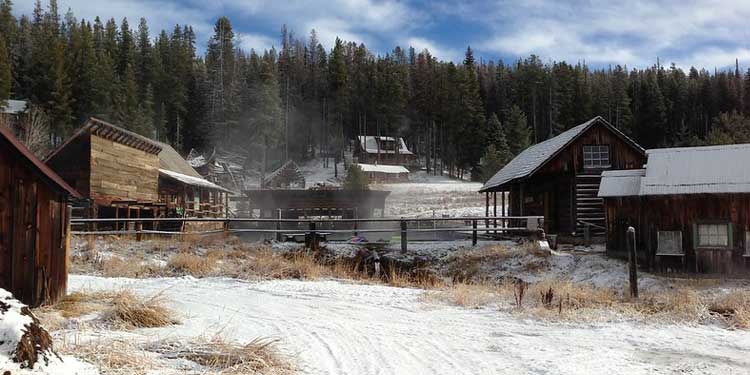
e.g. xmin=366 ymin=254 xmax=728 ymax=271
xmin=639 ymin=143 xmax=750 ymax=195
xmin=355 ymin=163 xmax=409 ymax=174
xmin=481 ymin=116 xmax=642 ymax=192
xmin=598 ymin=169 xmax=645 ymax=197
xmin=0 ymin=99 xmax=28 ymax=114
xmin=358 ymin=136 xmax=414 ymax=155
xmin=159 ymin=169 xmax=233 ymax=193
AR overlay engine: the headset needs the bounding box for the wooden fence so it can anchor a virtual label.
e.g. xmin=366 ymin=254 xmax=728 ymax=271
xmin=70 ymin=216 xmax=545 ymax=252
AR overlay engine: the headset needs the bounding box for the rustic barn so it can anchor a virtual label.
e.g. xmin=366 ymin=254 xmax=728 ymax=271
xmin=480 ymin=116 xmax=645 ymax=237
xmin=242 ymin=189 xmax=390 ymax=219
xmin=355 ymin=136 xmax=417 ymax=167
xmin=0 ymin=124 xmax=80 ymax=306
xmin=355 ymin=163 xmax=409 ymax=183
xmin=263 ymin=160 xmax=305 ymax=189
xmin=600 ymin=144 xmax=750 ymax=274
xmin=45 ymin=118 xmax=231 ymax=221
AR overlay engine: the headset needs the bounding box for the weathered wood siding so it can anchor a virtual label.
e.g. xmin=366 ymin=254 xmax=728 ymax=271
xmin=537 ymin=124 xmax=644 ymax=176
xmin=90 ymin=134 xmax=159 ymax=202
xmin=0 ymin=141 xmax=70 ymax=306
xmin=604 ymin=194 xmax=750 ymax=274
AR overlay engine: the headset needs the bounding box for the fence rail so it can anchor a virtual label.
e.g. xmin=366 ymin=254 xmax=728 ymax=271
xmin=70 ymin=215 xmax=545 ymax=251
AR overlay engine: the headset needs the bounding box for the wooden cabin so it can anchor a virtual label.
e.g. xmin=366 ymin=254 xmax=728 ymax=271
xmin=600 ymin=144 xmax=750 ymax=275
xmin=480 ymin=116 xmax=645 ymax=237
xmin=355 ymin=136 xmax=417 ymax=167
xmin=263 ymin=160 xmax=305 ymax=189
xmin=45 ymin=118 xmax=231 ymax=222
xmin=355 ymin=163 xmax=409 ymax=183
xmin=242 ymin=189 xmax=390 ymax=219
xmin=0 ymin=124 xmax=80 ymax=306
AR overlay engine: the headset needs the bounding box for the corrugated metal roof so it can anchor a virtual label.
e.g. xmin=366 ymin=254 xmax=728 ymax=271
xmin=0 ymin=99 xmax=28 ymax=114
xmin=355 ymin=163 xmax=410 ymax=174
xmin=639 ymin=143 xmax=750 ymax=195
xmin=159 ymin=169 xmax=233 ymax=193
xmin=357 ymin=136 xmax=414 ymax=155
xmin=0 ymin=124 xmax=81 ymax=198
xmin=481 ymin=116 xmax=643 ymax=192
xmin=598 ymin=169 xmax=645 ymax=197
xmin=154 ymin=141 xmax=203 ymax=178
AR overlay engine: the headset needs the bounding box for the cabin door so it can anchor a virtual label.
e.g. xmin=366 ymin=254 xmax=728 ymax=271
xmin=543 ymin=191 xmax=556 ymax=233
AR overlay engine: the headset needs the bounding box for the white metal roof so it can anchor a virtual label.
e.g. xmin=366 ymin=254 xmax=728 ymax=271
xmin=357 ymin=136 xmax=414 ymax=155
xmin=481 ymin=116 xmax=642 ymax=192
xmin=639 ymin=143 xmax=750 ymax=195
xmin=159 ymin=169 xmax=233 ymax=193
xmin=598 ymin=169 xmax=645 ymax=197
xmin=1 ymin=100 xmax=28 ymax=114
xmin=355 ymin=163 xmax=409 ymax=174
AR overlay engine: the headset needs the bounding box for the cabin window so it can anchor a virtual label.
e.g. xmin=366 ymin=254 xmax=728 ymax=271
xmin=657 ymin=231 xmax=683 ymax=255
xmin=583 ymin=145 xmax=610 ymax=169
xmin=696 ymin=223 xmax=731 ymax=248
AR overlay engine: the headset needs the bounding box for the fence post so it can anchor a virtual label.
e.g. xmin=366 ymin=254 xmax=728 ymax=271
xmin=353 ymin=220 xmax=358 ymax=237
xmin=627 ymin=226 xmax=638 ymax=298
xmin=472 ymin=219 xmax=478 ymax=246
xmin=309 ymin=221 xmax=318 ymax=252
xmin=584 ymin=223 xmax=591 ymax=245
xmin=223 ymin=219 xmax=230 ymax=237
xmin=275 ymin=210 xmax=282 ymax=242
xmin=400 ymin=220 xmax=407 ymax=253
xmin=136 ymin=222 xmax=143 ymax=241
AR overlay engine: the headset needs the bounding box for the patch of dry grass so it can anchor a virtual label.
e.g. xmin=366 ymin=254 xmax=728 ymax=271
xmin=103 ymin=290 xmax=179 ymax=329
xmin=59 ymin=338 xmax=158 ymax=375
xmin=167 ymin=252 xmax=217 ymax=276
xmin=160 ymin=336 xmax=295 ymax=374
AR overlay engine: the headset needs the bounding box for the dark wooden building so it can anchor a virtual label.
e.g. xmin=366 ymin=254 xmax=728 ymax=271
xmin=480 ymin=116 xmax=645 ymax=236
xmin=600 ymin=144 xmax=750 ymax=274
xmin=263 ymin=160 xmax=305 ymax=189
xmin=243 ymin=189 xmax=390 ymax=219
xmin=355 ymin=136 xmax=418 ymax=167
xmin=0 ymin=124 xmax=80 ymax=306
xmin=45 ymin=118 xmax=231 ymax=221
xmin=356 ymin=163 xmax=410 ymax=183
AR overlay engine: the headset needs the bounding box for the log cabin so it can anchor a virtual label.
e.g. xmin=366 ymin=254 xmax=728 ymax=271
xmin=44 ymin=118 xmax=232 ymax=223
xmin=0 ymin=123 xmax=80 ymax=306
xmin=355 ymin=136 xmax=418 ymax=167
xmin=263 ymin=160 xmax=306 ymax=189
xmin=480 ymin=116 xmax=645 ymax=238
xmin=599 ymin=143 xmax=750 ymax=275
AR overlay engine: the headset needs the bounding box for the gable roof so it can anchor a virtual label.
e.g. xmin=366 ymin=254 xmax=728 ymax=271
xmin=45 ymin=117 xmax=162 ymax=161
xmin=639 ymin=143 xmax=750 ymax=195
xmin=357 ymin=136 xmax=414 ymax=155
xmin=355 ymin=163 xmax=410 ymax=174
xmin=159 ymin=169 xmax=233 ymax=193
xmin=154 ymin=141 xmax=203 ymax=178
xmin=480 ymin=116 xmax=643 ymax=192
xmin=0 ymin=125 xmax=81 ymax=198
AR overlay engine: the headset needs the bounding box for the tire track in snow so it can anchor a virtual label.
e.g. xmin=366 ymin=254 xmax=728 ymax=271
xmin=69 ymin=276 xmax=750 ymax=375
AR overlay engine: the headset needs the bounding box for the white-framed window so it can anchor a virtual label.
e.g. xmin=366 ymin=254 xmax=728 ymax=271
xmin=696 ymin=223 xmax=731 ymax=248
xmin=583 ymin=145 xmax=610 ymax=169
xmin=657 ymin=231 xmax=683 ymax=255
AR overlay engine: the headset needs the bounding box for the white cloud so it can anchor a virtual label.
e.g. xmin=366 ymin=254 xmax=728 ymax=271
xmin=237 ymin=32 xmax=276 ymax=53
xmin=405 ymin=37 xmax=462 ymax=63
xmin=464 ymin=0 xmax=750 ymax=68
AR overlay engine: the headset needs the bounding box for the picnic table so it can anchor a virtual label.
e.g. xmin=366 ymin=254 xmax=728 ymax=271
xmin=283 ymin=232 xmax=331 ymax=243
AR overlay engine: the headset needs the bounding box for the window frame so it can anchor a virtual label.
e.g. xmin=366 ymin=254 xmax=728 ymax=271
xmin=582 ymin=144 xmax=611 ymax=169
xmin=693 ymin=221 xmax=733 ymax=250
xmin=656 ymin=230 xmax=684 ymax=256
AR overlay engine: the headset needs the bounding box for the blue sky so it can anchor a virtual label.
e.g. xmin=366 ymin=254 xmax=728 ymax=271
xmin=14 ymin=0 xmax=750 ymax=69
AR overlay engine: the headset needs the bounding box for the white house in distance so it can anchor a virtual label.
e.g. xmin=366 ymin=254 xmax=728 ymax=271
xmin=354 ymin=163 xmax=410 ymax=183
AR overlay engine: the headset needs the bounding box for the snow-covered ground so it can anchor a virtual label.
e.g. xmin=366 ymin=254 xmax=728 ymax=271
xmin=68 ymin=275 xmax=750 ymax=375
xmin=376 ymin=172 xmax=489 ymax=218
